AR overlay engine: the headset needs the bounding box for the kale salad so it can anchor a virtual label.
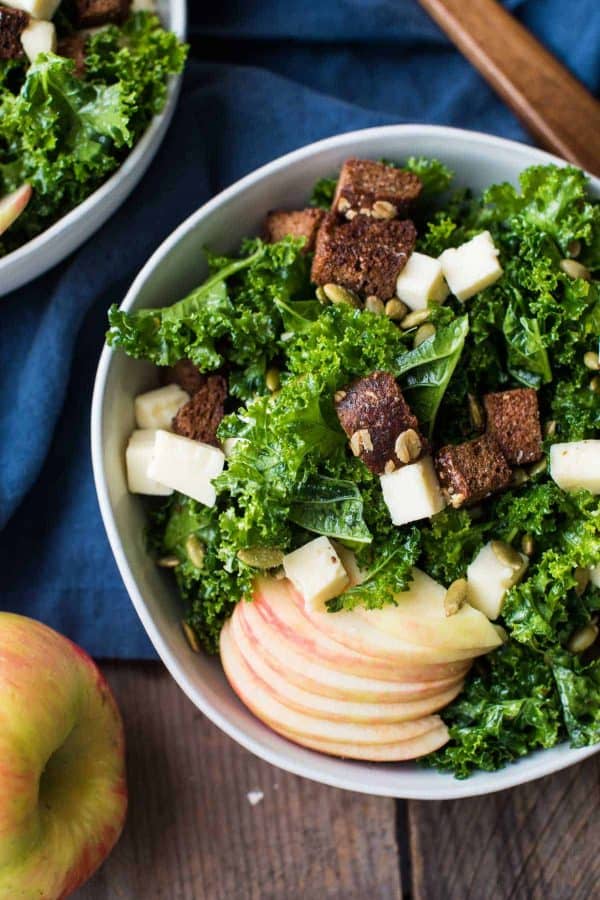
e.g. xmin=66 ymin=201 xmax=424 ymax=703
xmin=108 ymin=157 xmax=600 ymax=777
xmin=0 ymin=2 xmax=186 ymax=256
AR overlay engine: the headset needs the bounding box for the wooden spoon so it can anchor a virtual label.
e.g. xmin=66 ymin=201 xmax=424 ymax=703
xmin=418 ymin=0 xmax=600 ymax=176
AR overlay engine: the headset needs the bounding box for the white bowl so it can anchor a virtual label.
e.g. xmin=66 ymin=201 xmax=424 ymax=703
xmin=0 ymin=0 xmax=186 ymax=298
xmin=92 ymin=125 xmax=600 ymax=799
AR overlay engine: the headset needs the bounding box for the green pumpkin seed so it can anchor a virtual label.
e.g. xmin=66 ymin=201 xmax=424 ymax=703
xmin=237 ymin=547 xmax=285 ymax=569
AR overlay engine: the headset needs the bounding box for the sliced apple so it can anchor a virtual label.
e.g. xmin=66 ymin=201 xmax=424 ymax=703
xmin=220 ymin=621 xmax=442 ymax=746
xmin=231 ymin=607 xmax=464 ymax=722
xmin=353 ymin=568 xmax=503 ymax=652
xmin=253 ymin=576 xmax=472 ymax=678
xmin=274 ymin=722 xmax=450 ymax=761
xmin=0 ymin=185 xmax=32 ymax=237
xmin=238 ymin=600 xmax=467 ymax=702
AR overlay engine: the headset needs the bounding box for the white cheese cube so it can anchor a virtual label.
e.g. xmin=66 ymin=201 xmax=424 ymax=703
xmin=148 ymin=430 xmax=225 ymax=507
xmin=395 ymin=251 xmax=449 ymax=311
xmin=380 ymin=457 xmax=446 ymax=526
xmin=467 ymin=542 xmax=528 ymax=620
xmin=283 ymin=536 xmax=350 ymax=612
xmin=589 ymin=566 xmax=600 ymax=589
xmin=550 ymin=440 xmax=600 ymax=494
xmin=134 ymin=383 xmax=189 ymax=431
xmin=132 ymin=0 xmax=156 ymax=9
xmin=3 ymin=0 xmax=61 ymax=18
xmin=20 ymin=19 xmax=56 ymax=63
xmin=126 ymin=430 xmax=173 ymax=496
xmin=439 ymin=231 xmax=503 ymax=301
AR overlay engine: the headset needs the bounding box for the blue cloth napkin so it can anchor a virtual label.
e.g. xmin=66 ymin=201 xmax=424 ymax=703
xmin=1 ymin=0 xmax=598 ymax=659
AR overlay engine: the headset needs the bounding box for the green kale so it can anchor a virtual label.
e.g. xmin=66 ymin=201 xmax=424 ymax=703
xmin=552 ymin=655 xmax=600 ymax=747
xmin=288 ymin=475 xmax=372 ymax=546
xmin=310 ymin=177 xmax=337 ymax=209
xmin=0 ymin=13 xmax=186 ymax=255
xmin=420 ymin=507 xmax=487 ymax=585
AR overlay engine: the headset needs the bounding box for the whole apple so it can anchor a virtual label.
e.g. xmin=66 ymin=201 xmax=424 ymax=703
xmin=0 ymin=613 xmax=127 ymax=899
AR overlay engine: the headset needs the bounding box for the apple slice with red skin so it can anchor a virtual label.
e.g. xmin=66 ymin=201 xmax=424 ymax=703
xmin=0 ymin=613 xmax=126 ymax=899
xmin=0 ymin=185 xmax=32 ymax=237
xmin=220 ymin=621 xmax=444 ymax=750
xmin=231 ymin=607 xmax=464 ymax=722
xmin=238 ymin=600 xmax=467 ymax=702
xmin=254 ymin=576 xmax=473 ymax=678
xmin=273 ymin=722 xmax=450 ymax=761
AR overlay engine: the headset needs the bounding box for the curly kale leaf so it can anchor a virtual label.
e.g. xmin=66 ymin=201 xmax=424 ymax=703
xmin=552 ymin=655 xmax=600 ymax=747
xmin=420 ymin=507 xmax=487 ymax=585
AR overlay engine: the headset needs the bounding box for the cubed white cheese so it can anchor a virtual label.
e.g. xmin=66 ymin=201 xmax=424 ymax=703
xmin=126 ymin=430 xmax=172 ymax=496
xmin=550 ymin=440 xmax=600 ymax=494
xmin=395 ymin=251 xmax=449 ymax=311
xmin=148 ymin=430 xmax=225 ymax=507
xmin=20 ymin=18 xmax=56 ymax=63
xmin=283 ymin=536 xmax=350 ymax=612
xmin=380 ymin=457 xmax=446 ymax=526
xmin=439 ymin=231 xmax=503 ymax=301
xmin=134 ymin=383 xmax=189 ymax=431
xmin=467 ymin=541 xmax=528 ymax=620
xmin=3 ymin=0 xmax=61 ymax=18
xmin=589 ymin=565 xmax=600 ymax=589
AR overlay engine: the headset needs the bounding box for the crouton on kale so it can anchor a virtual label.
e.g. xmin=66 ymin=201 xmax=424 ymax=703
xmin=333 ymin=159 xmax=422 ymax=220
xmin=165 ymin=359 xmax=207 ymax=397
xmin=335 ymin=371 xmax=425 ymax=475
xmin=435 ymin=434 xmax=511 ymax=507
xmin=483 ymin=388 xmax=543 ymax=465
xmin=311 ymin=213 xmax=417 ymax=300
xmin=264 ymin=208 xmax=325 ymax=253
xmin=58 ymin=33 xmax=88 ymax=78
xmin=0 ymin=6 xmax=28 ymax=60
xmin=172 ymin=375 xmax=227 ymax=445
xmin=74 ymin=0 xmax=131 ymax=28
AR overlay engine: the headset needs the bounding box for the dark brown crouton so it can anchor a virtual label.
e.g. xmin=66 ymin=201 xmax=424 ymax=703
xmin=58 ymin=33 xmax=87 ymax=78
xmin=74 ymin=0 xmax=131 ymax=28
xmin=264 ymin=208 xmax=325 ymax=253
xmin=335 ymin=371 xmax=425 ymax=475
xmin=483 ymin=388 xmax=543 ymax=465
xmin=164 ymin=359 xmax=207 ymax=397
xmin=172 ymin=375 xmax=227 ymax=446
xmin=0 ymin=6 xmax=28 ymax=60
xmin=435 ymin=434 xmax=511 ymax=506
xmin=311 ymin=213 xmax=417 ymax=300
xmin=333 ymin=159 xmax=422 ymax=219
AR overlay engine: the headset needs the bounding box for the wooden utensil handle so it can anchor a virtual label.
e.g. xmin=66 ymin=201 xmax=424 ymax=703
xmin=418 ymin=0 xmax=600 ymax=176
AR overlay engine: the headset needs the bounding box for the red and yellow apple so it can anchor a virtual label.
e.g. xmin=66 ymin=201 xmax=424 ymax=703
xmin=0 ymin=613 xmax=127 ymax=899
xmin=0 ymin=185 xmax=32 ymax=237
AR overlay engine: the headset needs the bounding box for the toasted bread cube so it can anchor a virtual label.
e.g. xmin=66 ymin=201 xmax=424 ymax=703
xmin=135 ymin=383 xmax=190 ymax=431
xmin=73 ymin=0 xmax=131 ymax=27
xmin=435 ymin=434 xmax=511 ymax=506
xmin=467 ymin=541 xmax=528 ymax=620
xmin=380 ymin=457 xmax=446 ymax=526
xmin=311 ymin=212 xmax=417 ymax=300
xmin=333 ymin=159 xmax=422 ymax=219
xmin=172 ymin=375 xmax=227 ymax=445
xmin=335 ymin=371 xmax=423 ymax=474
xmin=57 ymin=32 xmax=87 ymax=77
xmin=395 ymin=251 xmax=449 ymax=311
xmin=483 ymin=388 xmax=542 ymax=465
xmin=550 ymin=440 xmax=600 ymax=493
xmin=0 ymin=5 xmax=28 ymax=59
xmin=126 ymin=430 xmax=173 ymax=496
xmin=264 ymin=208 xmax=325 ymax=252
xmin=440 ymin=231 xmax=503 ymax=301
xmin=148 ymin=431 xmax=225 ymax=507
xmin=164 ymin=359 xmax=206 ymax=396
xmin=283 ymin=536 xmax=350 ymax=612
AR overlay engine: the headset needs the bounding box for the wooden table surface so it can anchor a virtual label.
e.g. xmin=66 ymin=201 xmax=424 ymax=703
xmin=79 ymin=662 xmax=599 ymax=900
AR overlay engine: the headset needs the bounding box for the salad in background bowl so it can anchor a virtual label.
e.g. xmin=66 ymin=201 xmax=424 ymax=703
xmin=92 ymin=126 xmax=600 ymax=798
xmin=0 ymin=0 xmax=186 ymax=295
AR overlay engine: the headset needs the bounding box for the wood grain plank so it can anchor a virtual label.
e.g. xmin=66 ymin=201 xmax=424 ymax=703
xmin=77 ymin=662 xmax=402 ymax=900
xmin=409 ymin=755 xmax=600 ymax=900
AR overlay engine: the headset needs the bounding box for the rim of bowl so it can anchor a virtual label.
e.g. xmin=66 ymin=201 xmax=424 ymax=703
xmin=0 ymin=0 xmax=187 ymax=286
xmin=92 ymin=124 xmax=600 ymax=799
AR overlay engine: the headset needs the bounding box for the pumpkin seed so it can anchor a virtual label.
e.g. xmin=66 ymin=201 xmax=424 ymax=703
xmin=414 ymin=323 xmax=436 ymax=348
xmin=449 ymin=492 xmax=466 ymax=509
xmin=567 ymin=239 xmax=581 ymax=258
xmin=468 ymin=393 xmax=484 ymax=430
xmin=560 ymin=258 xmax=591 ymax=281
xmin=384 ymin=298 xmax=408 ymax=321
xmin=315 ymin=286 xmax=328 ymax=304
xmin=182 ymin=621 xmax=201 ymax=653
xmin=323 ymin=283 xmax=360 ymax=307
xmin=371 ymin=200 xmax=397 ymax=220
xmin=237 ymin=547 xmax=285 ymax=569
xmin=574 ymin=566 xmax=590 ymax=597
xmin=567 ymin=623 xmax=599 ymax=654
xmin=350 ymin=428 xmax=374 ymax=456
xmin=185 ymin=535 xmax=205 ymax=569
xmin=528 ymin=458 xmax=547 ymax=477
xmin=394 ymin=428 xmax=422 ymax=464
xmin=544 ymin=419 xmax=557 ymax=438
xmin=384 ymin=459 xmax=396 ymax=474
xmin=265 ymin=367 xmax=281 ymax=392
xmin=584 ymin=351 xmax=600 ymax=371
xmin=590 ymin=376 xmax=600 ymax=394
xmin=400 ymin=308 xmax=430 ymax=330
xmin=521 ymin=533 xmax=535 ymax=556
xmin=365 ymin=295 xmax=385 ymax=315
xmin=491 ymin=540 xmax=523 ymax=571
xmin=157 ymin=555 xmax=180 ymax=568
xmin=445 ymin=578 xmax=468 ymax=616
xmin=511 ymin=467 xmax=528 ymax=487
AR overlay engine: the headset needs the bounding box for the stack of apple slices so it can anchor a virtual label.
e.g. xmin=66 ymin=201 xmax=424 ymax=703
xmin=220 ymin=572 xmax=503 ymax=761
